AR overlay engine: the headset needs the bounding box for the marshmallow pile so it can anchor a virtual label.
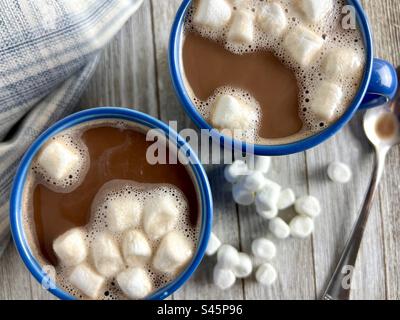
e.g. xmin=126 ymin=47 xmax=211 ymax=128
xmin=52 ymin=186 xmax=194 ymax=300
xmin=193 ymin=0 xmax=364 ymax=125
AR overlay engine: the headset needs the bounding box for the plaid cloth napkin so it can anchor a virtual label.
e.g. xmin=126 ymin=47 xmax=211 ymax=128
xmin=0 ymin=0 xmax=144 ymax=257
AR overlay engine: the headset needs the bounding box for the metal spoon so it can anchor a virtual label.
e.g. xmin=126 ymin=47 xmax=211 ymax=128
xmin=322 ymin=86 xmax=400 ymax=300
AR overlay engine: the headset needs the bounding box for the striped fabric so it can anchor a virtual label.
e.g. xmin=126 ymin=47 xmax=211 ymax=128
xmin=0 ymin=0 xmax=144 ymax=257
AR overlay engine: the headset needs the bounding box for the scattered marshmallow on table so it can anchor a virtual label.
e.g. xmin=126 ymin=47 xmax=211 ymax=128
xmin=217 ymin=244 xmax=240 ymax=269
xmin=153 ymin=231 xmax=193 ymax=274
xmin=211 ymin=94 xmax=257 ymax=131
xmin=255 ymin=179 xmax=281 ymax=212
xmin=37 ymin=139 xmax=81 ymax=183
xmin=232 ymin=180 xmax=255 ymax=206
xmin=323 ymin=48 xmax=363 ymax=81
xmin=284 ymin=25 xmax=324 ymax=67
xmin=327 ymin=161 xmax=352 ymax=184
xmin=269 ymin=217 xmax=291 ymax=239
xmin=122 ymin=230 xmax=152 ymax=267
xmin=143 ymin=194 xmax=179 ymax=240
xmin=310 ymin=81 xmax=343 ymax=122
xmin=251 ymin=238 xmax=276 ymax=261
xmin=224 ymin=160 xmax=249 ymax=184
xmin=257 ymin=2 xmax=287 ymax=37
xmin=116 ymin=267 xmax=152 ymax=299
xmin=290 ymin=216 xmax=315 ymax=239
xmin=256 ymin=206 xmax=278 ymax=220
xmin=233 ymin=252 xmax=253 ymax=278
xmin=69 ymin=264 xmax=105 ymax=299
xmin=106 ymin=196 xmax=142 ymax=233
xmin=91 ymin=232 xmax=124 ymax=278
xmin=295 ymin=196 xmax=321 ymax=218
xmin=242 ymin=171 xmax=267 ymax=193
xmin=255 ymin=263 xmax=277 ymax=287
xmin=205 ymin=232 xmax=222 ymax=256
xmin=277 ymin=188 xmax=296 ymax=210
xmin=296 ymin=0 xmax=333 ymax=24
xmin=213 ymin=265 xmax=236 ymax=290
xmin=193 ymin=0 xmax=232 ymax=30
xmin=252 ymin=156 xmax=271 ymax=174
xmin=227 ymin=9 xmax=255 ymax=45
xmin=53 ymin=228 xmax=87 ymax=267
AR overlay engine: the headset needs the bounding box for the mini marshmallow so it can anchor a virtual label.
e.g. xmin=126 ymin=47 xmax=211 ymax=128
xmin=217 ymin=244 xmax=240 ymax=269
xmin=284 ymin=26 xmax=324 ymax=67
xmin=296 ymin=0 xmax=333 ymax=24
xmin=91 ymin=233 xmax=124 ymax=278
xmin=143 ymin=194 xmax=179 ymax=240
xmin=106 ymin=197 xmax=142 ymax=233
xmin=255 ymin=180 xmax=281 ymax=212
xmin=277 ymin=188 xmax=296 ymax=210
xmin=290 ymin=216 xmax=315 ymax=239
xmin=252 ymin=156 xmax=271 ymax=174
xmin=122 ymin=230 xmax=152 ymax=267
xmin=213 ymin=265 xmax=236 ymax=290
xmin=256 ymin=206 xmax=279 ymax=220
xmin=251 ymin=238 xmax=276 ymax=261
xmin=153 ymin=231 xmax=193 ymax=274
xmin=224 ymin=160 xmax=249 ymax=184
xmin=227 ymin=9 xmax=254 ymax=45
xmin=242 ymin=171 xmax=267 ymax=193
xmin=294 ymin=196 xmax=321 ymax=218
xmin=310 ymin=81 xmax=343 ymax=121
xmin=194 ymin=0 xmax=232 ymax=30
xmin=233 ymin=253 xmax=253 ymax=278
xmin=211 ymin=94 xmax=257 ymax=131
xmin=232 ymin=180 xmax=255 ymax=206
xmin=327 ymin=161 xmax=352 ymax=184
xmin=37 ymin=139 xmax=80 ymax=182
xmin=257 ymin=2 xmax=287 ymax=36
xmin=269 ymin=217 xmax=290 ymax=239
xmin=117 ymin=267 xmax=152 ymax=299
xmin=53 ymin=228 xmax=87 ymax=267
xmin=69 ymin=264 xmax=105 ymax=299
xmin=323 ymin=48 xmax=362 ymax=80
xmin=205 ymin=232 xmax=222 ymax=256
xmin=255 ymin=263 xmax=277 ymax=286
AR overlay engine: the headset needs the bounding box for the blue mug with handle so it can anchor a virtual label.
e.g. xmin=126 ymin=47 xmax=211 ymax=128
xmin=169 ymin=0 xmax=398 ymax=156
xmin=9 ymin=107 xmax=213 ymax=300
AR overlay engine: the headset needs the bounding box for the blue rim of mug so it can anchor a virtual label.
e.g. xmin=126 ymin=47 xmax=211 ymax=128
xmin=9 ymin=107 xmax=213 ymax=300
xmin=168 ymin=0 xmax=374 ymax=155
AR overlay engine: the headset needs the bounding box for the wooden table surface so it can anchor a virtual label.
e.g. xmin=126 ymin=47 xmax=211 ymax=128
xmin=1 ymin=0 xmax=399 ymax=300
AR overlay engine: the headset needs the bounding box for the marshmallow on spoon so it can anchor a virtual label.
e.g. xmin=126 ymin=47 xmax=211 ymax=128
xmin=296 ymin=0 xmax=333 ymax=24
xmin=224 ymin=160 xmax=249 ymax=184
xmin=117 ymin=267 xmax=153 ymax=299
xmin=153 ymin=231 xmax=193 ymax=274
xmin=217 ymin=244 xmax=240 ymax=269
xmin=69 ymin=264 xmax=105 ymax=299
xmin=310 ymin=81 xmax=343 ymax=122
xmin=284 ymin=26 xmax=324 ymax=67
xmin=269 ymin=217 xmax=291 ymax=239
xmin=277 ymin=188 xmax=296 ymax=210
xmin=53 ymin=228 xmax=87 ymax=267
xmin=290 ymin=216 xmax=315 ymax=239
xmin=251 ymin=238 xmax=276 ymax=261
xmin=205 ymin=232 xmax=222 ymax=256
xmin=323 ymin=48 xmax=363 ymax=80
xmin=122 ymin=230 xmax=152 ymax=267
xmin=193 ymin=0 xmax=232 ymax=30
xmin=327 ymin=161 xmax=352 ymax=184
xmin=143 ymin=194 xmax=179 ymax=240
xmin=257 ymin=2 xmax=287 ymax=36
xmin=232 ymin=180 xmax=255 ymax=206
xmin=256 ymin=263 xmax=277 ymax=286
xmin=213 ymin=265 xmax=236 ymax=290
xmin=294 ymin=196 xmax=321 ymax=218
xmin=91 ymin=232 xmax=124 ymax=278
xmin=233 ymin=253 xmax=253 ymax=278
xmin=227 ymin=9 xmax=255 ymax=45
xmin=106 ymin=197 xmax=142 ymax=233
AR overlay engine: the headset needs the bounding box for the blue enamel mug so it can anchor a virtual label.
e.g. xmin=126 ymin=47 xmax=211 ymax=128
xmin=169 ymin=0 xmax=398 ymax=156
xmin=10 ymin=107 xmax=213 ymax=300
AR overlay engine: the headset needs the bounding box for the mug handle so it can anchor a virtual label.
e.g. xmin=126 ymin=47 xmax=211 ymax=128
xmin=359 ymin=58 xmax=398 ymax=109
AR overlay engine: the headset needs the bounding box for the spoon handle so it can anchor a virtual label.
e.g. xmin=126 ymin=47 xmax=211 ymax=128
xmin=322 ymin=148 xmax=388 ymax=300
